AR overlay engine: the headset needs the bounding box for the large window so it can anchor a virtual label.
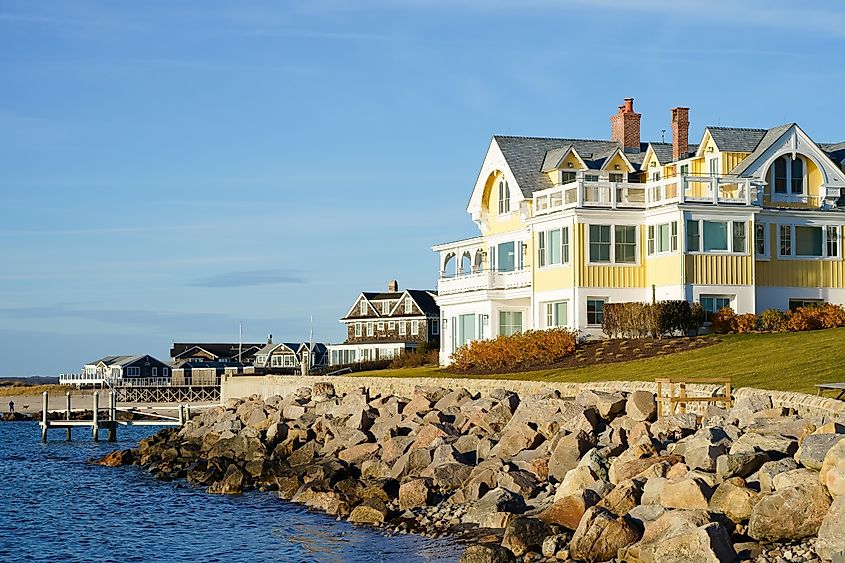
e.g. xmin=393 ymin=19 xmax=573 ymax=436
xmin=779 ymin=225 xmax=839 ymax=258
xmin=411 ymin=320 xmax=419 ymax=336
xmin=367 ymin=322 xmax=374 ymax=337
xmin=498 ymin=179 xmax=510 ymax=214
xmin=538 ymin=227 xmax=569 ymax=267
xmin=789 ymin=298 xmax=823 ymax=310
xmin=499 ymin=311 xmax=523 ymax=337
xmin=700 ymin=295 xmax=733 ymax=322
xmin=454 ymin=314 xmax=476 ymax=348
xmin=545 ymin=301 xmax=568 ymax=328
xmin=560 ymin=171 xmax=576 ymax=184
xmin=497 ymin=241 xmax=516 ymax=272
xmin=648 ymin=221 xmax=678 ymax=255
xmin=354 ymin=323 xmax=362 ymax=337
xmin=772 ymin=155 xmax=805 ymax=195
xmin=589 ymin=224 xmax=636 ymax=263
xmin=686 ymin=219 xmax=747 ymax=253
xmin=586 ymin=299 xmax=605 ymax=326
xmin=589 ymin=225 xmax=611 ymax=262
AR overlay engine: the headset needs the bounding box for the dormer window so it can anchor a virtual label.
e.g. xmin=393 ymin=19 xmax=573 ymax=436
xmin=498 ymin=179 xmax=510 ymax=214
xmin=773 ymin=155 xmax=805 ymax=195
xmin=559 ymin=171 xmax=576 ymax=185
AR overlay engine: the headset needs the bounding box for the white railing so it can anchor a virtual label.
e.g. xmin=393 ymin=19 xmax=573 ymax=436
xmin=438 ymin=268 xmax=531 ymax=295
xmin=59 ymin=373 xmax=107 ymax=385
xmin=533 ymin=176 xmax=756 ymax=216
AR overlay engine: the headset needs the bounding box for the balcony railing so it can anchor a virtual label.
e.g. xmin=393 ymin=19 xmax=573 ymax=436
xmin=533 ymin=176 xmax=756 ymax=216
xmin=438 ymin=268 xmax=531 ymax=295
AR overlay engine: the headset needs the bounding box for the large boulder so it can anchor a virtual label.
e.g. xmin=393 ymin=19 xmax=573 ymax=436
xmin=651 ymin=522 xmax=737 ymax=563
xmin=715 ymin=452 xmax=769 ymax=481
xmin=708 ymin=477 xmax=763 ymax=523
xmin=458 ymin=544 xmax=515 ymax=563
xmin=348 ymin=498 xmax=388 ymax=524
xmin=500 ymin=517 xmax=551 ymax=557
xmin=748 ymin=481 xmax=832 ymax=541
xmin=538 ymin=489 xmax=601 ymax=530
xmin=576 ymin=390 xmax=626 ymax=420
xmin=660 ymin=477 xmax=712 ymax=510
xmin=757 ymin=458 xmax=798 ymax=493
xmin=619 ymin=509 xmax=712 ymax=563
xmin=596 ymin=478 xmax=643 ymax=516
xmin=465 ymin=488 xmax=526 ymax=524
xmin=554 ymin=466 xmax=612 ymax=501
xmin=729 ymin=433 xmax=797 ymax=457
xmin=816 ymin=495 xmax=845 ymax=562
xmin=569 ymin=506 xmax=641 ymax=563
xmin=489 ymin=422 xmax=542 ymax=458
xmin=821 ymin=438 xmax=845 ymax=497
xmin=795 ymin=434 xmax=845 ymax=471
xmin=548 ymin=431 xmax=594 ymax=482
xmin=207 ymin=464 xmax=247 ymax=494
xmin=626 ymin=391 xmax=657 ymax=422
xmin=398 ymin=478 xmax=431 ymax=510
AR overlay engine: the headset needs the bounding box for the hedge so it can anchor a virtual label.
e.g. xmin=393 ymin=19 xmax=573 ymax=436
xmin=711 ymin=303 xmax=845 ymax=334
xmin=601 ymin=300 xmax=704 ymax=339
xmin=451 ymin=328 xmax=577 ymax=372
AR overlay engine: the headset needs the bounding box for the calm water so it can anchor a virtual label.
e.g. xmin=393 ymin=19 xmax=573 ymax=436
xmin=0 ymin=422 xmax=461 ymax=563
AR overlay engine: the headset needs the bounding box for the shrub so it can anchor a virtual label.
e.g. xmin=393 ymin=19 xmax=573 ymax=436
xmin=711 ymin=307 xmax=736 ymax=334
xmin=732 ymin=313 xmax=759 ymax=333
xmin=602 ymin=300 xmax=693 ymax=339
xmin=450 ymin=328 xmax=577 ymax=372
xmin=389 ymin=346 xmax=439 ymax=369
xmin=759 ymin=308 xmax=786 ymax=332
xmin=689 ymin=303 xmax=706 ymax=332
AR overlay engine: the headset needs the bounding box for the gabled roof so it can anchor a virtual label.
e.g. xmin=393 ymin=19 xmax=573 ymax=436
xmin=406 ymin=289 xmax=439 ymax=316
xmin=821 ymin=141 xmax=845 ymax=165
xmin=539 ymin=145 xmax=588 ymax=172
xmin=87 ymin=355 xmax=139 ymax=366
xmin=342 ymin=288 xmax=438 ymax=320
xmin=255 ymin=342 xmax=298 ymax=356
xmin=170 ymin=342 xmax=263 ymax=361
xmin=729 ymin=124 xmax=797 ymax=176
xmin=706 ymin=126 xmax=768 ymax=153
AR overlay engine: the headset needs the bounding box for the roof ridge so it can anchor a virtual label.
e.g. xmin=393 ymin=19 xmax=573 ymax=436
xmin=494 ymin=134 xmax=619 ymax=144
xmin=706 ymin=125 xmax=768 ymax=132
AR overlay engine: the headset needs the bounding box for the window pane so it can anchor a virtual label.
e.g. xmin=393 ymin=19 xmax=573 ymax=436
xmin=791 ymin=158 xmax=804 ymax=194
xmin=686 ymin=220 xmax=700 ymax=252
xmin=647 ymin=225 xmax=655 ymax=255
xmin=537 ymin=232 xmax=546 ymax=267
xmin=589 ymin=225 xmax=611 ymax=262
xmin=755 ymin=223 xmax=766 ymax=255
xmin=780 ymin=225 xmax=792 ymax=255
xmin=587 ymin=299 xmax=604 ymax=325
xmin=703 ymin=221 xmax=728 ymax=252
xmin=458 ymin=314 xmax=475 ymax=346
xmin=555 ymin=302 xmax=567 ymax=326
xmin=827 ymin=226 xmax=839 ymax=257
xmin=497 ymin=241 xmax=515 ymax=271
xmin=795 ymin=226 xmax=823 ymax=256
xmin=774 ymin=157 xmax=787 ymax=193
xmin=658 ymin=223 xmax=671 ymax=253
xmin=548 ymin=229 xmax=561 ymax=264
xmin=561 ymin=227 xmax=570 ymax=263
xmin=615 ymin=225 xmax=637 ymax=263
xmin=732 ymin=222 xmax=746 ymax=253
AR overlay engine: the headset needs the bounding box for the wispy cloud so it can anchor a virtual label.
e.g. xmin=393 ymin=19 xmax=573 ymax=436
xmin=190 ymin=269 xmax=305 ymax=288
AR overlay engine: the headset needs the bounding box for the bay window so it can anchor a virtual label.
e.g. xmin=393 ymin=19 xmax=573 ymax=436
xmin=686 ymin=219 xmax=748 ymax=254
xmin=647 ymin=221 xmax=678 ymax=255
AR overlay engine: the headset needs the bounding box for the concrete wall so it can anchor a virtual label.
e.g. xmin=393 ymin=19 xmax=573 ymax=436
xmin=221 ymin=374 xmax=845 ymax=421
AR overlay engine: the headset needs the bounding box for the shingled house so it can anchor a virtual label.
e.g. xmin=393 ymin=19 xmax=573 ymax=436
xmin=327 ymin=280 xmax=439 ymax=365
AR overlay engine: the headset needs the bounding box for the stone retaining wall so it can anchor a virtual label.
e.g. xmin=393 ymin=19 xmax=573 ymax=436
xmin=220 ymin=374 xmax=845 ymax=421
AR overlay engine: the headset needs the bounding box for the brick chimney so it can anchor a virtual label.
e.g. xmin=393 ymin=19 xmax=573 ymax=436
xmin=672 ymin=107 xmax=690 ymax=161
xmin=610 ymin=97 xmax=641 ymax=151
xmin=388 ymin=279 xmax=398 ymax=292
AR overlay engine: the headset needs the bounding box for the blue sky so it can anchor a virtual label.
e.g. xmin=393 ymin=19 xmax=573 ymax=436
xmin=2 ymin=0 xmax=845 ymax=376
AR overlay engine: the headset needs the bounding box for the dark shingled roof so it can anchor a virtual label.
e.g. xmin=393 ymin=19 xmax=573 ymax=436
xmin=494 ymin=136 xmax=650 ymax=197
xmin=707 ymin=126 xmax=768 ymax=153
xmin=821 ymin=141 xmax=845 ymax=165
xmin=730 ymin=124 xmax=794 ymax=176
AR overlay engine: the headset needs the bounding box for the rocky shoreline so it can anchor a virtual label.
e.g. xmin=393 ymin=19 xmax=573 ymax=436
xmin=100 ymin=382 xmax=845 ymax=562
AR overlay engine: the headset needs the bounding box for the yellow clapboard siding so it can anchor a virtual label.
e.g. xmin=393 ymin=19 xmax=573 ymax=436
xmin=684 ymin=254 xmax=753 ymax=285
xmin=577 ymin=224 xmax=647 ymax=288
xmin=756 ymin=224 xmax=845 ymax=287
xmin=646 ymin=253 xmax=683 ymax=286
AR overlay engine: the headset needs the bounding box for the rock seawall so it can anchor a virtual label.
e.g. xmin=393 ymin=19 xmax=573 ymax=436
xmin=105 ymin=382 xmax=845 ymax=562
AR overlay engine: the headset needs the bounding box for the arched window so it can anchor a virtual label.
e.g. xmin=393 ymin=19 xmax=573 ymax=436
xmin=772 ymin=155 xmax=805 ymax=195
xmin=498 ymin=179 xmax=510 ymax=214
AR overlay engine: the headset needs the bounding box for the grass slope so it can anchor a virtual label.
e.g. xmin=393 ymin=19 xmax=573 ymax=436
xmin=352 ymin=328 xmax=845 ymax=394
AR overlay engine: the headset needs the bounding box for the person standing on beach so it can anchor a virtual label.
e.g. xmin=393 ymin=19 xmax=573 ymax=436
xmin=8 ymin=400 xmax=14 ymax=413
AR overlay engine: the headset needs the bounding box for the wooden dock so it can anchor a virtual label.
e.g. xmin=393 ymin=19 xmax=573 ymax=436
xmin=39 ymin=390 xmax=194 ymax=443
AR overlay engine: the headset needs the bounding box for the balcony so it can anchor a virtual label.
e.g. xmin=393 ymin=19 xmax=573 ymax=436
xmin=533 ymin=176 xmax=757 ymax=216
xmin=438 ymin=268 xmax=531 ymax=296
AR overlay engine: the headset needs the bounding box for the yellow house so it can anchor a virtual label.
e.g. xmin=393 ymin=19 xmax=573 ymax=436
xmin=432 ymin=98 xmax=845 ymax=364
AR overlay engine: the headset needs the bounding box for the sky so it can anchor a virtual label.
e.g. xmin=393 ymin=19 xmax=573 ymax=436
xmin=2 ymin=0 xmax=845 ymax=377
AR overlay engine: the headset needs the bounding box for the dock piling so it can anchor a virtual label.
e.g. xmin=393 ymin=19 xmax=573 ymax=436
xmin=66 ymin=392 xmax=72 ymax=441
xmin=41 ymin=391 xmax=48 ymax=443
xmin=92 ymin=392 xmax=99 ymax=442
xmin=108 ymin=391 xmax=117 ymax=442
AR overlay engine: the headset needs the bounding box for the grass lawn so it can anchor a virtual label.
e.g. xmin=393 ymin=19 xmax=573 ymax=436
xmin=0 ymin=384 xmax=72 ymax=398
xmin=351 ymin=328 xmax=845 ymax=394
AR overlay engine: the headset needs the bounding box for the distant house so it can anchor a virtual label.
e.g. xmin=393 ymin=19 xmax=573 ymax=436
xmin=66 ymin=354 xmax=172 ymax=386
xmin=254 ymin=340 xmax=328 ymax=372
xmin=327 ymin=280 xmax=439 ymax=365
xmin=169 ymin=342 xmax=263 ymax=365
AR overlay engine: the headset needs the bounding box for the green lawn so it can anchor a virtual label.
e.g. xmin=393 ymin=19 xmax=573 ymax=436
xmin=351 ymin=328 xmax=845 ymax=394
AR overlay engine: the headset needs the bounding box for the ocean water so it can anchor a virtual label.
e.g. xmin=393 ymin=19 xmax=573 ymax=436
xmin=0 ymin=423 xmax=461 ymax=563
